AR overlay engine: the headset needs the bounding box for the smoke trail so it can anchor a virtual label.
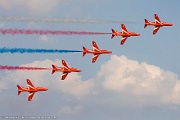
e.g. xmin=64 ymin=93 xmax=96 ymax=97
xmin=0 ymin=28 xmax=111 ymax=35
xmin=0 ymin=16 xmax=134 ymax=24
xmin=0 ymin=65 xmax=49 ymax=70
xmin=0 ymin=48 xmax=82 ymax=54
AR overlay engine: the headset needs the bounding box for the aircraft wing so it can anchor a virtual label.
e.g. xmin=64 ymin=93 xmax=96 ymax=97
xmin=154 ymin=14 xmax=161 ymax=24
xmin=61 ymin=72 xmax=69 ymax=80
xmin=92 ymin=41 xmax=100 ymax=52
xmin=121 ymin=24 xmax=128 ymax=34
xmin=62 ymin=60 xmax=70 ymax=71
xmin=153 ymin=27 xmax=160 ymax=35
xmin=28 ymin=92 xmax=35 ymax=101
xmin=27 ymin=79 xmax=36 ymax=90
xmin=120 ymin=37 xmax=128 ymax=45
xmin=92 ymin=54 xmax=100 ymax=63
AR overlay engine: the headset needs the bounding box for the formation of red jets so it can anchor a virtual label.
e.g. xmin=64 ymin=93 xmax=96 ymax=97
xmin=111 ymin=14 xmax=173 ymax=45
xmin=16 ymin=14 xmax=173 ymax=101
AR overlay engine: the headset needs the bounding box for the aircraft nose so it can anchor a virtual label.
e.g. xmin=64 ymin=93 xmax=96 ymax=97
xmin=72 ymin=68 xmax=82 ymax=72
xmin=75 ymin=69 xmax=82 ymax=72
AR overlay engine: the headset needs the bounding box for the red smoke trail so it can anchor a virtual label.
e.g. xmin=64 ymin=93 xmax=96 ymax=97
xmin=0 ymin=65 xmax=50 ymax=70
xmin=0 ymin=28 xmax=111 ymax=35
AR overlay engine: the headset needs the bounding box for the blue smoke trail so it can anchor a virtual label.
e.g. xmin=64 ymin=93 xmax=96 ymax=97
xmin=0 ymin=48 xmax=82 ymax=54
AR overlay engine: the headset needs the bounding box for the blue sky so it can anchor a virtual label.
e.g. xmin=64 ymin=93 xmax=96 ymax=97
xmin=0 ymin=0 xmax=180 ymax=120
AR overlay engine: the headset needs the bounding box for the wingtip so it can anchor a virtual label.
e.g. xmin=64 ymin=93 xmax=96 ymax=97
xmin=120 ymin=41 xmax=125 ymax=45
xmin=62 ymin=60 xmax=66 ymax=65
xmin=154 ymin=13 xmax=158 ymax=16
xmin=26 ymin=79 xmax=30 ymax=82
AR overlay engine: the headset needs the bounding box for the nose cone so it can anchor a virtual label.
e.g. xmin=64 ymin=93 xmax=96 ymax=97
xmin=135 ymin=33 xmax=140 ymax=36
xmin=73 ymin=68 xmax=82 ymax=72
xmin=42 ymin=88 xmax=48 ymax=91
xmin=131 ymin=32 xmax=140 ymax=36
xmin=39 ymin=87 xmax=48 ymax=91
xmin=109 ymin=51 xmax=112 ymax=54
xmin=77 ymin=69 xmax=82 ymax=72
xmin=169 ymin=23 xmax=173 ymax=26
xmin=164 ymin=22 xmax=173 ymax=26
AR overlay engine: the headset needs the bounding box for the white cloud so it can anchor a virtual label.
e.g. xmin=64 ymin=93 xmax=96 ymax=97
xmin=60 ymin=105 xmax=83 ymax=115
xmin=0 ymin=0 xmax=62 ymax=14
xmin=96 ymin=55 xmax=180 ymax=106
xmin=172 ymin=81 xmax=180 ymax=104
xmin=1 ymin=55 xmax=180 ymax=110
xmin=56 ymin=74 xmax=94 ymax=98
xmin=1 ymin=59 xmax=93 ymax=99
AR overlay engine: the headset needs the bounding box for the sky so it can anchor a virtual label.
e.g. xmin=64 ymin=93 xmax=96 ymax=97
xmin=0 ymin=0 xmax=180 ymax=120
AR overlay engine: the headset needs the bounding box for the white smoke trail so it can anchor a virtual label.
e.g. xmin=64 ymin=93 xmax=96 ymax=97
xmin=0 ymin=16 xmax=134 ymax=24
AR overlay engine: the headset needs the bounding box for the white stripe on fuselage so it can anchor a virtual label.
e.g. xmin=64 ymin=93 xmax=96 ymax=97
xmin=28 ymin=85 xmax=36 ymax=90
xmin=155 ymin=19 xmax=161 ymax=24
xmin=122 ymin=29 xmax=130 ymax=35
xmin=93 ymin=47 xmax=100 ymax=52
xmin=63 ymin=65 xmax=71 ymax=71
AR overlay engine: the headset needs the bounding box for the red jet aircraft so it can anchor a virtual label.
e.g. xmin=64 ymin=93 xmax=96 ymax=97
xmin=17 ymin=79 xmax=48 ymax=101
xmin=83 ymin=41 xmax=112 ymax=63
xmin=111 ymin=24 xmax=140 ymax=45
xmin=144 ymin=14 xmax=173 ymax=35
xmin=52 ymin=60 xmax=82 ymax=80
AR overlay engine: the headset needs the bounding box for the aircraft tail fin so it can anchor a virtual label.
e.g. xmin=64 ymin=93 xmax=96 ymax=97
xmin=111 ymin=29 xmax=116 ymax=39
xmin=17 ymin=85 xmax=22 ymax=95
xmin=144 ymin=19 xmax=150 ymax=28
xmin=82 ymin=46 xmax=88 ymax=57
xmin=52 ymin=64 xmax=57 ymax=74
